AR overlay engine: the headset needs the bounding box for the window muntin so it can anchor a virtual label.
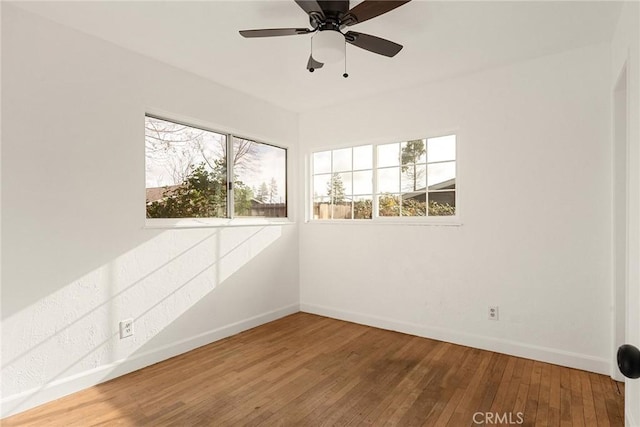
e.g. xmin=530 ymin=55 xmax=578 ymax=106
xmin=145 ymin=115 xmax=287 ymax=220
xmin=377 ymin=136 xmax=456 ymax=218
xmin=311 ymin=135 xmax=456 ymax=221
xmin=312 ymin=145 xmax=374 ymax=220
xmin=426 ymin=135 xmax=456 ymax=217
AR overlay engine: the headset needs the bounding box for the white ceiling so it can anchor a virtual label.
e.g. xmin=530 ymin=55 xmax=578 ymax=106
xmin=11 ymin=1 xmax=622 ymax=113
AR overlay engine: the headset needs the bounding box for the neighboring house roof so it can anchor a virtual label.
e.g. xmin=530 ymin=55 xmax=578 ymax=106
xmin=146 ymin=185 xmax=181 ymax=203
xmin=402 ymin=179 xmax=456 ymax=200
xmin=250 ymin=198 xmax=286 ymax=206
xmin=428 ymin=178 xmax=456 ymax=191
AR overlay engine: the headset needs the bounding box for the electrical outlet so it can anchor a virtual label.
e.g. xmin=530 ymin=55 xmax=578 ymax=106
xmin=120 ymin=319 xmax=134 ymax=339
xmin=488 ymin=306 xmax=499 ymax=321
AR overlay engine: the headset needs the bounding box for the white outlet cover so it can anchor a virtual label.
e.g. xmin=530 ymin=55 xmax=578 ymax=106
xmin=119 ymin=319 xmax=134 ymax=338
xmin=488 ymin=306 xmax=499 ymax=320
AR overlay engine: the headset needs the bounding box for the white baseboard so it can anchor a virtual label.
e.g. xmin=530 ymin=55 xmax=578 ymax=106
xmin=628 ymin=409 xmax=639 ymax=427
xmin=1 ymin=303 xmax=299 ymax=419
xmin=3 ymin=302 xmax=612 ymax=420
xmin=300 ymin=303 xmax=610 ymax=375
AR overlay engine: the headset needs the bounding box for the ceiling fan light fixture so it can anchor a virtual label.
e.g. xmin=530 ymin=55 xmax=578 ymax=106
xmin=312 ymin=30 xmax=344 ymax=64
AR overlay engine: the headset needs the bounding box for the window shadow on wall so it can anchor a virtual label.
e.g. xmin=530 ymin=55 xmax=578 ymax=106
xmin=2 ymin=225 xmax=288 ymax=418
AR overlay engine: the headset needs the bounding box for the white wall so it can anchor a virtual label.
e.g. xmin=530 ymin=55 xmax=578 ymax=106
xmin=611 ymin=2 xmax=640 ymax=425
xmin=1 ymin=5 xmax=299 ymax=417
xmin=1 ymin=1 xmax=632 ymax=421
xmin=299 ymin=43 xmax=613 ymax=374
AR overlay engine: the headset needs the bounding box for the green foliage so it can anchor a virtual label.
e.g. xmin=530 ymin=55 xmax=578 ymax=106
xmin=256 ymin=182 xmax=269 ymax=203
xmin=401 ymin=140 xmax=426 ymax=191
xmin=428 ymin=200 xmax=455 ymax=216
xmin=401 ymin=198 xmax=426 ymax=216
xmin=233 ymin=184 xmax=254 ymax=216
xmin=327 ymin=173 xmax=346 ymax=204
xmin=253 ymin=177 xmax=279 ymax=205
xmin=354 ymin=199 xmax=372 ymax=219
xmin=377 ymin=194 xmax=455 ymax=217
xmin=268 ymin=177 xmax=278 ymax=203
xmin=146 ymin=162 xmax=227 ymax=218
xmin=378 ymin=194 xmax=402 ymax=217
xmin=316 ymin=196 xmax=453 ymax=220
xmin=401 ymin=140 xmax=425 ymax=166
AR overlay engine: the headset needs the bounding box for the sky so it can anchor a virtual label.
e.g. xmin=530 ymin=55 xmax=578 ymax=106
xmin=145 ymin=117 xmax=286 ymax=202
xmin=145 ymin=116 xmax=454 ymax=203
xmin=312 ymin=135 xmax=456 ymax=199
xmin=233 ymin=140 xmax=287 ymax=201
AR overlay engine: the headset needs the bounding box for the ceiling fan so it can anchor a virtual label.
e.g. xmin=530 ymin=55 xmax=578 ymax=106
xmin=239 ymin=0 xmax=411 ymax=76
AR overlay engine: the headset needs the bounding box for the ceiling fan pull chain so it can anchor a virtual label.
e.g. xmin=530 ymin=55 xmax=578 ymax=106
xmin=343 ymin=39 xmax=349 ymax=78
xmin=309 ymin=37 xmax=315 ymax=72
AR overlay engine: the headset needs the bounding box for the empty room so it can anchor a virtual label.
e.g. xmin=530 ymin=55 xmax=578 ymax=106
xmin=1 ymin=0 xmax=639 ymax=425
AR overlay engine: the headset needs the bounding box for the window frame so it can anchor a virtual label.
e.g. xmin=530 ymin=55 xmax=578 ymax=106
xmin=144 ymin=113 xmax=292 ymax=229
xmin=308 ymin=133 xmax=460 ymax=225
xmin=311 ymin=144 xmax=374 ymax=220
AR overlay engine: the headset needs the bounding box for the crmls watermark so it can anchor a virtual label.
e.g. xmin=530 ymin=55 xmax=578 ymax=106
xmin=472 ymin=412 xmax=524 ymax=425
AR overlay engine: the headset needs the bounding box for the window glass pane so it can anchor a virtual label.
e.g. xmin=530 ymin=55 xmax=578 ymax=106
xmin=311 ymin=134 xmax=457 ymax=221
xmin=377 ymin=143 xmax=400 ymax=167
xmin=401 ymin=164 xmax=426 ymax=192
xmin=401 ymin=140 xmax=427 ymax=165
xmin=401 ymin=194 xmax=427 ymax=217
xmin=429 ymin=177 xmax=456 ymax=191
xmin=145 ymin=116 xmax=227 ymax=218
xmin=354 ymin=196 xmax=373 ymax=219
xmin=353 ymin=170 xmax=373 ymax=195
xmin=313 ymin=197 xmax=331 ymax=220
xmin=333 ymin=148 xmax=352 ymax=172
xmin=313 ymin=174 xmax=332 ymax=199
xmin=353 ymin=145 xmax=373 ymax=170
xmin=328 ymin=173 xmax=350 ymax=203
xmin=427 ymin=161 xmax=456 ymax=187
xmin=429 ymin=191 xmax=456 ymax=216
xmin=337 ymin=172 xmax=353 ymax=196
xmin=378 ymin=194 xmax=401 ymax=217
xmin=233 ymin=138 xmax=286 ymax=217
xmin=428 ymin=135 xmax=456 ymax=162
xmin=313 ymin=151 xmax=331 ymax=174
xmin=332 ymin=201 xmax=353 ymax=220
xmin=378 ymin=167 xmax=400 ymax=193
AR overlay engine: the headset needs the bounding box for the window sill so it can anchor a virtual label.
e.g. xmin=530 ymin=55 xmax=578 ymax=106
xmin=145 ymin=218 xmax=295 ymax=229
xmin=305 ymin=219 xmax=462 ymax=227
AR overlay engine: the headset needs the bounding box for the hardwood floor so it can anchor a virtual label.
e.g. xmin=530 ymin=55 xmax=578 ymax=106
xmin=3 ymin=313 xmax=624 ymax=426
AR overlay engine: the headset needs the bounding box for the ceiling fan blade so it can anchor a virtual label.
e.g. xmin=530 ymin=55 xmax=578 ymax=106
xmin=239 ymin=28 xmax=312 ymax=38
xmin=307 ymin=55 xmax=324 ymax=71
xmin=295 ymin=0 xmax=325 ymax=18
xmin=345 ymin=31 xmax=403 ymax=57
xmin=343 ymin=0 xmax=411 ymax=26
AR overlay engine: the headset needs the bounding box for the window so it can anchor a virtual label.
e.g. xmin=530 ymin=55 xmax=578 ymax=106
xmin=145 ymin=115 xmax=287 ymax=220
xmin=311 ymin=135 xmax=456 ymax=221
xmin=313 ymin=145 xmax=373 ymax=219
xmin=232 ymin=136 xmax=287 ymax=218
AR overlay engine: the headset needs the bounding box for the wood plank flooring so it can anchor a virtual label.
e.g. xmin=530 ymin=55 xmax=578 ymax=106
xmin=2 ymin=313 xmax=624 ymax=426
